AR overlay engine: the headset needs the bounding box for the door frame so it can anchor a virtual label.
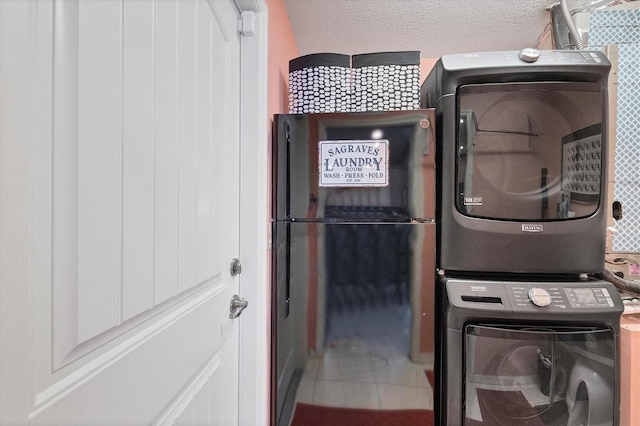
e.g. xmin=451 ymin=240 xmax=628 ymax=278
xmin=236 ymin=0 xmax=269 ymax=424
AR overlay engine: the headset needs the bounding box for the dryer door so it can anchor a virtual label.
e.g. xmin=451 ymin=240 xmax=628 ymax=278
xmin=464 ymin=324 xmax=616 ymax=426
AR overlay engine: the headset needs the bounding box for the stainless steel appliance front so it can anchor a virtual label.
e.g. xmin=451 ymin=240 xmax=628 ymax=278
xmin=271 ymin=111 xmax=436 ymax=425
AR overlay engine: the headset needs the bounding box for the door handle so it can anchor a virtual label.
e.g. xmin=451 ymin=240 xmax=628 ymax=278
xmin=229 ymin=294 xmax=248 ymax=319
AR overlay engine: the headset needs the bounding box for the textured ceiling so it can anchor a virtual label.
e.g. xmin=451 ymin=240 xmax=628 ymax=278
xmin=284 ymin=0 xmax=554 ymax=59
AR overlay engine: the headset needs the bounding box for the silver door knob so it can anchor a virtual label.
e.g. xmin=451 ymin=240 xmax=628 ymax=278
xmin=229 ymin=294 xmax=248 ymax=319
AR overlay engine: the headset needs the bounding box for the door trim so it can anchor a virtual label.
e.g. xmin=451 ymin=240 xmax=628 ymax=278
xmin=237 ymin=1 xmax=269 ymax=424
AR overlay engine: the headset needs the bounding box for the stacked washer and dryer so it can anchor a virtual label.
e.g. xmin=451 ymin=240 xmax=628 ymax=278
xmin=422 ymin=50 xmax=623 ymax=426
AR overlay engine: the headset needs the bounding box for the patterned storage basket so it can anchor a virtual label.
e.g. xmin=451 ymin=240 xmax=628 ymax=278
xmin=351 ymin=51 xmax=420 ymax=112
xmin=288 ymin=53 xmax=351 ymax=114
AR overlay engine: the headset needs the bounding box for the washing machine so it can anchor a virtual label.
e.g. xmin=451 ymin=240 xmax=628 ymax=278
xmin=437 ymin=276 xmax=623 ymax=426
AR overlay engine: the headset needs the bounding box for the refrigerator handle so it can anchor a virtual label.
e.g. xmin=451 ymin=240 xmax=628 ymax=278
xmin=285 ymin=222 xmax=291 ymax=318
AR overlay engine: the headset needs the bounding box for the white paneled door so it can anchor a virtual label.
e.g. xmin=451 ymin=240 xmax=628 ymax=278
xmin=0 ymin=0 xmax=261 ymax=424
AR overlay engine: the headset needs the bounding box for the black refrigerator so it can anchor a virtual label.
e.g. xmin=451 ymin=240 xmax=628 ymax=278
xmin=271 ymin=110 xmax=437 ymax=425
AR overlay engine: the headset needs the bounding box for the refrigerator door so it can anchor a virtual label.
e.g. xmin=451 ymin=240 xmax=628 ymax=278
xmin=271 ymin=110 xmax=437 ymax=425
xmin=272 ymin=220 xmax=436 ymax=425
xmin=273 ymin=110 xmax=435 ymax=222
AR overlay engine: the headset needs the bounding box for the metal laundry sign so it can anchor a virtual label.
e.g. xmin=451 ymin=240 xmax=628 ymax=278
xmin=318 ymin=140 xmax=389 ymax=187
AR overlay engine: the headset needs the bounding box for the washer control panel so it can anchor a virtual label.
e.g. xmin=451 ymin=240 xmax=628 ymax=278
xmin=509 ymin=284 xmax=616 ymax=309
xmin=564 ymin=287 xmax=615 ymax=308
xmin=446 ymin=278 xmax=623 ymax=317
xmin=528 ymin=287 xmax=552 ymax=307
xmin=511 ymin=285 xmax=564 ymax=308
xmin=510 ymin=283 xmax=615 ymax=309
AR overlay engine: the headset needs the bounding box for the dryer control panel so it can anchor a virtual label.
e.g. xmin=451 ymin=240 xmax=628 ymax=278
xmin=440 ymin=49 xmax=609 ymax=71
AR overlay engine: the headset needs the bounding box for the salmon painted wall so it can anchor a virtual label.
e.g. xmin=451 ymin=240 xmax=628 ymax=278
xmin=267 ymin=0 xmax=298 ymax=120
xmin=266 ymin=0 xmax=438 ymax=118
xmin=265 ymin=0 xmax=440 ymax=361
xmin=420 ymin=57 xmax=438 ymax=83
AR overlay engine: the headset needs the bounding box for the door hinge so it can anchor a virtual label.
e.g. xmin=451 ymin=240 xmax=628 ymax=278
xmin=240 ymin=11 xmax=255 ymax=37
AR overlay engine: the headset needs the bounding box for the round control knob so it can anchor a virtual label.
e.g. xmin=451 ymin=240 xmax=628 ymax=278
xmin=519 ymin=48 xmax=540 ymax=63
xmin=528 ymin=287 xmax=552 ymax=307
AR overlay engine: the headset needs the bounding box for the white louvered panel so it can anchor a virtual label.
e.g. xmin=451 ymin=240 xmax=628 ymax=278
xmin=196 ymin=0 xmax=214 ymax=284
xmin=76 ymin=0 xmax=123 ymax=344
xmin=154 ymin=0 xmax=180 ymax=305
xmin=2 ymin=0 xmax=245 ymax=423
xmin=209 ymin=0 xmax=240 ymax=279
xmin=52 ymin=0 xmax=81 ymax=367
xmin=177 ymin=0 xmax=198 ymax=293
xmin=122 ymin=0 xmax=155 ymax=321
xmin=52 ymin=0 xmax=240 ymax=362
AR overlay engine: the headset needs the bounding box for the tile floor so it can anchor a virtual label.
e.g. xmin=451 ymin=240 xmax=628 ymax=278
xmin=290 ymin=303 xmax=433 ymax=416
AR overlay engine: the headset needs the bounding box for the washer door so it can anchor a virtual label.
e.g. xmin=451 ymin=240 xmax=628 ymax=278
xmin=464 ymin=324 xmax=616 ymax=426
